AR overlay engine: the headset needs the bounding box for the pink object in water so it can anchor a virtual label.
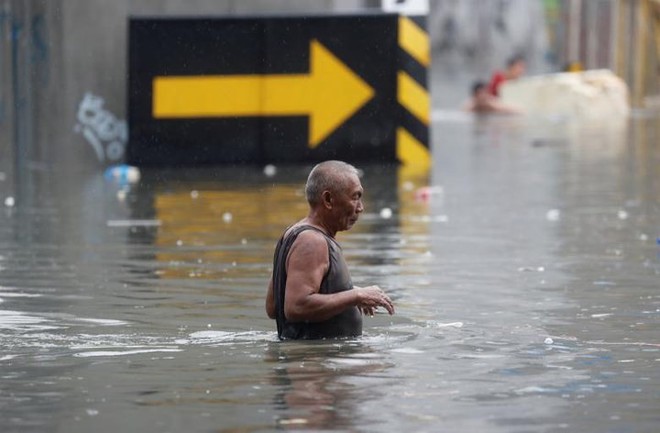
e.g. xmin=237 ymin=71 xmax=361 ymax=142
xmin=415 ymin=186 xmax=443 ymax=202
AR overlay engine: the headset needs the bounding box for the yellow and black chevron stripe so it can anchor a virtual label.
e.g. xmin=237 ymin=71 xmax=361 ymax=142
xmin=397 ymin=15 xmax=431 ymax=169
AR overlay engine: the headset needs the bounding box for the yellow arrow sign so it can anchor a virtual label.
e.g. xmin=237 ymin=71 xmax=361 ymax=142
xmin=153 ymin=39 xmax=374 ymax=148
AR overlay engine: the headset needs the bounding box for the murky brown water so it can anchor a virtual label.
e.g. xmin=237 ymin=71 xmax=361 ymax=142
xmin=1 ymin=114 xmax=659 ymax=432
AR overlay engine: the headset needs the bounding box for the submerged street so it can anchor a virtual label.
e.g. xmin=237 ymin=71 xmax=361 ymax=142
xmin=1 ymin=111 xmax=658 ymax=432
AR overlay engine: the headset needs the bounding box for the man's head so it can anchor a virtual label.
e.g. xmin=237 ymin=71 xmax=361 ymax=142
xmin=472 ymin=81 xmax=489 ymax=99
xmin=305 ymin=160 xmax=364 ymax=233
xmin=506 ymin=55 xmax=526 ymax=79
xmin=470 ymin=81 xmax=493 ymax=111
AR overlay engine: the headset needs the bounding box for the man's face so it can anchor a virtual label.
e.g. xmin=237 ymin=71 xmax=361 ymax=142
xmin=333 ymin=174 xmax=364 ymax=232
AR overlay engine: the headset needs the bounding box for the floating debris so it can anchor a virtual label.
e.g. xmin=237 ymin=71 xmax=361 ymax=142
xmin=263 ymin=164 xmax=277 ymax=177
xmin=402 ymin=181 xmax=415 ymax=191
xmin=518 ymin=266 xmax=545 ymax=272
xmin=379 ymin=207 xmax=393 ymax=219
xmin=278 ymin=418 xmax=308 ymax=426
xmin=415 ymin=185 xmax=444 ymax=202
xmin=546 ymin=209 xmax=561 ymax=221
xmin=104 ymin=164 xmax=140 ymax=184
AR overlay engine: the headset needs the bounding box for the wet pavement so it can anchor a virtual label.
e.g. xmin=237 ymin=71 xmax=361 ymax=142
xmin=0 ymin=112 xmax=659 ymax=432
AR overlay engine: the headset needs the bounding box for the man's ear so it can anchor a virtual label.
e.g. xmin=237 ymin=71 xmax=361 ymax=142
xmin=321 ymin=190 xmax=333 ymax=209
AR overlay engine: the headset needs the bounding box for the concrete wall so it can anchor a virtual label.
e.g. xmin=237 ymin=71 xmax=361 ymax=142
xmin=428 ymin=0 xmax=551 ymax=75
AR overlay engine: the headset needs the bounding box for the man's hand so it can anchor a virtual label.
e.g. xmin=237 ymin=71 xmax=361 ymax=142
xmin=354 ymin=285 xmax=395 ymax=316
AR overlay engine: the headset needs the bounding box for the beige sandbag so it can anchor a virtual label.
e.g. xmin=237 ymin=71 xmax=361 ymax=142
xmin=500 ymin=69 xmax=630 ymax=120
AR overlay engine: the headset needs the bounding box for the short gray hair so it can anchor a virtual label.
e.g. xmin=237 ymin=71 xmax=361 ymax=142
xmin=305 ymin=160 xmax=359 ymax=206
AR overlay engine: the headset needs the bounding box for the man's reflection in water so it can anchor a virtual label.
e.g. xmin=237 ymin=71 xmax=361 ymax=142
xmin=266 ymin=341 xmax=391 ymax=430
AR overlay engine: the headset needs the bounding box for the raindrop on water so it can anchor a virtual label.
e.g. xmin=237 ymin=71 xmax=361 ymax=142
xmin=546 ymin=209 xmax=560 ymax=221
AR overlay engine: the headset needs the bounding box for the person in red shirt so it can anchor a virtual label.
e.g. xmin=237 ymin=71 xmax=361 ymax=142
xmin=488 ymin=55 xmax=526 ymax=97
xmin=462 ymin=81 xmax=522 ymax=114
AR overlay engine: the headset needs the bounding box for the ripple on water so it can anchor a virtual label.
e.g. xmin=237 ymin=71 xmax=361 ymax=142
xmin=0 ymin=310 xmax=62 ymax=332
xmin=74 ymin=348 xmax=181 ymax=358
xmin=0 ymin=310 xmax=128 ymax=333
xmin=390 ymin=347 xmax=425 ymax=354
xmin=179 ymin=330 xmax=276 ymax=346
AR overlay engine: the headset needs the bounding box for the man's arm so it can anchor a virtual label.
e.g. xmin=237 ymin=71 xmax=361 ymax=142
xmin=461 ymin=98 xmax=476 ymax=112
xmin=284 ymin=231 xmax=394 ymax=322
xmin=489 ymin=98 xmax=523 ymax=114
xmin=265 ymin=276 xmax=276 ymax=319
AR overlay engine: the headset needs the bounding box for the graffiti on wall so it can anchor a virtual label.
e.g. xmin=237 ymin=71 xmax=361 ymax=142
xmin=74 ymin=93 xmax=127 ymax=163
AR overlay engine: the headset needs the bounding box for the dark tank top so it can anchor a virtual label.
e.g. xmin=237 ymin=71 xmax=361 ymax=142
xmin=272 ymin=225 xmax=362 ymax=340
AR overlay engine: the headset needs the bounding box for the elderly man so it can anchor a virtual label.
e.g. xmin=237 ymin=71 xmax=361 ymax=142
xmin=265 ymin=160 xmax=395 ymax=340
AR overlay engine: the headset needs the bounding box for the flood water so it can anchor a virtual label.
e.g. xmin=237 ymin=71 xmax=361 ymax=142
xmin=1 ymin=113 xmax=659 ymax=432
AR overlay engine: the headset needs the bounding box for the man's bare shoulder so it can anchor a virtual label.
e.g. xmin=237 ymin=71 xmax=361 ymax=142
xmin=289 ymin=227 xmax=327 ymax=251
xmin=286 ymin=227 xmax=329 ymax=270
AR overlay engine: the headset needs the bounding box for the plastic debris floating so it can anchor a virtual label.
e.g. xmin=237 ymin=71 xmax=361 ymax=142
xmin=104 ymin=164 xmax=141 ymax=184
xmin=415 ymin=186 xmax=443 ymax=202
xmin=263 ymin=164 xmax=277 ymax=177
xmin=379 ymin=207 xmax=393 ymax=219
xmin=546 ymin=209 xmax=561 ymax=221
